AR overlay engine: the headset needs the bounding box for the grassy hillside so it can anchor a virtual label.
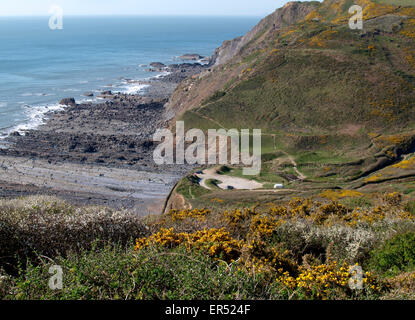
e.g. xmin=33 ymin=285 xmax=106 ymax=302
xmin=375 ymin=0 xmax=415 ymax=6
xmin=166 ymin=0 xmax=415 ymax=209
xmin=176 ymin=0 xmax=415 ymax=134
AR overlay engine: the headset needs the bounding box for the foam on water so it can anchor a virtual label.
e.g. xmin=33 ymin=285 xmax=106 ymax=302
xmin=0 ymin=16 xmax=260 ymax=137
xmin=153 ymin=71 xmax=171 ymax=79
xmin=116 ymin=82 xmax=150 ymax=95
xmin=78 ymin=97 xmax=98 ymax=104
xmin=21 ymin=92 xmax=56 ymax=97
xmin=62 ymin=88 xmax=81 ymax=92
xmin=1 ymin=103 xmax=65 ymax=137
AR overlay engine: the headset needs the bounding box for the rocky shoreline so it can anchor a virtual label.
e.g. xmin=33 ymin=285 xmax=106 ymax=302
xmin=0 ymin=62 xmax=207 ymax=214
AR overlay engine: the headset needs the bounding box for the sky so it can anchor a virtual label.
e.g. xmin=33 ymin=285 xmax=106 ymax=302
xmin=0 ymin=0 xmax=320 ymax=17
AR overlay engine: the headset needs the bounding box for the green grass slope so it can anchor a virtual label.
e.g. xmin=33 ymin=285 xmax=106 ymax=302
xmin=178 ymin=0 xmax=415 ymax=134
xmin=166 ymin=0 xmax=415 ymax=204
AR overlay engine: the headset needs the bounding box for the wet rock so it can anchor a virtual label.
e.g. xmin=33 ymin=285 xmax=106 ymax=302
xmin=179 ymin=54 xmax=203 ymax=61
xmin=150 ymin=62 xmax=166 ymax=69
xmin=83 ymin=145 xmax=97 ymax=153
xmin=59 ymin=98 xmax=76 ymax=106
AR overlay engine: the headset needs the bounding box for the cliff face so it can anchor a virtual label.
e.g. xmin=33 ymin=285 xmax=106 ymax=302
xmin=167 ymin=0 xmax=415 ymax=135
xmin=210 ymin=1 xmax=317 ymax=66
xmin=166 ymin=1 xmax=318 ymax=117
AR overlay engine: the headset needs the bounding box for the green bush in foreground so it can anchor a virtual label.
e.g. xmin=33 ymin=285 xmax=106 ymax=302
xmin=2 ymin=244 xmax=282 ymax=300
xmin=369 ymin=232 xmax=415 ymax=277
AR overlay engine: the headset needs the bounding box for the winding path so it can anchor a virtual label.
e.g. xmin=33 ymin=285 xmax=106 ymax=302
xmin=188 ymin=111 xmax=307 ymax=182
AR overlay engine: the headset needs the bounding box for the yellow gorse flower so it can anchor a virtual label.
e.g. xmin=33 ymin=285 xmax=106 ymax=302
xmin=135 ymin=228 xmax=242 ymax=263
xmin=167 ymin=208 xmax=210 ymax=221
xmin=276 ymin=261 xmax=382 ymax=299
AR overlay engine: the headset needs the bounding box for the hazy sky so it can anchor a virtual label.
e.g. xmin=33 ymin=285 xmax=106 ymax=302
xmin=0 ymin=0 xmax=320 ymax=16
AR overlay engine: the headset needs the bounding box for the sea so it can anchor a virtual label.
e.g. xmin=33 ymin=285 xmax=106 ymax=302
xmin=0 ymin=16 xmax=259 ymax=137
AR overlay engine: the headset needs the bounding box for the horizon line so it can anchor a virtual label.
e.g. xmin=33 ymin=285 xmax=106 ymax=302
xmin=0 ymin=13 xmax=265 ymax=18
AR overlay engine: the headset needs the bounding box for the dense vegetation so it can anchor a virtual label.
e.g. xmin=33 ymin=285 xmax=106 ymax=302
xmin=1 ymin=194 xmax=414 ymax=300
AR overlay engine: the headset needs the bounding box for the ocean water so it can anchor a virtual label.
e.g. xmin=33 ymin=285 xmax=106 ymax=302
xmin=0 ymin=16 xmax=259 ymax=136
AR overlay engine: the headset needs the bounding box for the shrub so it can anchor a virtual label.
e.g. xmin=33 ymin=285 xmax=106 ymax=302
xmin=2 ymin=195 xmax=415 ymax=300
xmin=271 ymin=220 xmax=380 ymax=263
xmin=276 ymin=260 xmax=384 ymax=300
xmin=0 ymin=269 xmax=14 ymax=299
xmin=203 ymin=90 xmax=226 ymax=104
xmin=369 ymin=232 xmax=415 ymax=276
xmin=0 ymin=196 xmax=147 ymax=273
xmin=405 ymin=201 xmax=415 ymax=215
xmin=4 ymin=245 xmax=281 ymax=300
xmin=167 ymin=209 xmax=210 ymax=221
xmin=382 ymin=192 xmax=402 ymax=206
xmin=135 ymin=228 xmax=243 ymax=263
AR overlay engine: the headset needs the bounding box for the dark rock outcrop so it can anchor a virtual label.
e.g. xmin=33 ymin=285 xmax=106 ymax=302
xmin=210 ymin=1 xmax=315 ymax=66
xmin=150 ymin=62 xmax=166 ymax=68
xmin=1 ymin=94 xmax=185 ymax=172
xmin=148 ymin=62 xmax=167 ymax=72
xmin=59 ymin=98 xmax=76 ymax=106
xmin=179 ymin=54 xmax=204 ymax=61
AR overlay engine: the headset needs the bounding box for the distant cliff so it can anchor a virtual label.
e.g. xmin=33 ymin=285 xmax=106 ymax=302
xmin=167 ymin=0 xmax=415 ymax=135
xmin=166 ymin=1 xmax=320 ymax=117
xmin=210 ymin=1 xmax=317 ymax=66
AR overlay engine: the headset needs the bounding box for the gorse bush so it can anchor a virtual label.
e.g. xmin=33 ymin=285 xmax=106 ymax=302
xmin=276 ymin=260 xmax=384 ymax=299
xmin=166 ymin=208 xmax=210 ymax=221
xmin=0 ymin=196 xmax=148 ymax=273
xmin=1 ymin=195 xmax=415 ymax=300
xmin=369 ymin=232 xmax=415 ymax=276
xmin=135 ymin=228 xmax=242 ymax=263
xmin=134 ymin=204 xmax=401 ymax=299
